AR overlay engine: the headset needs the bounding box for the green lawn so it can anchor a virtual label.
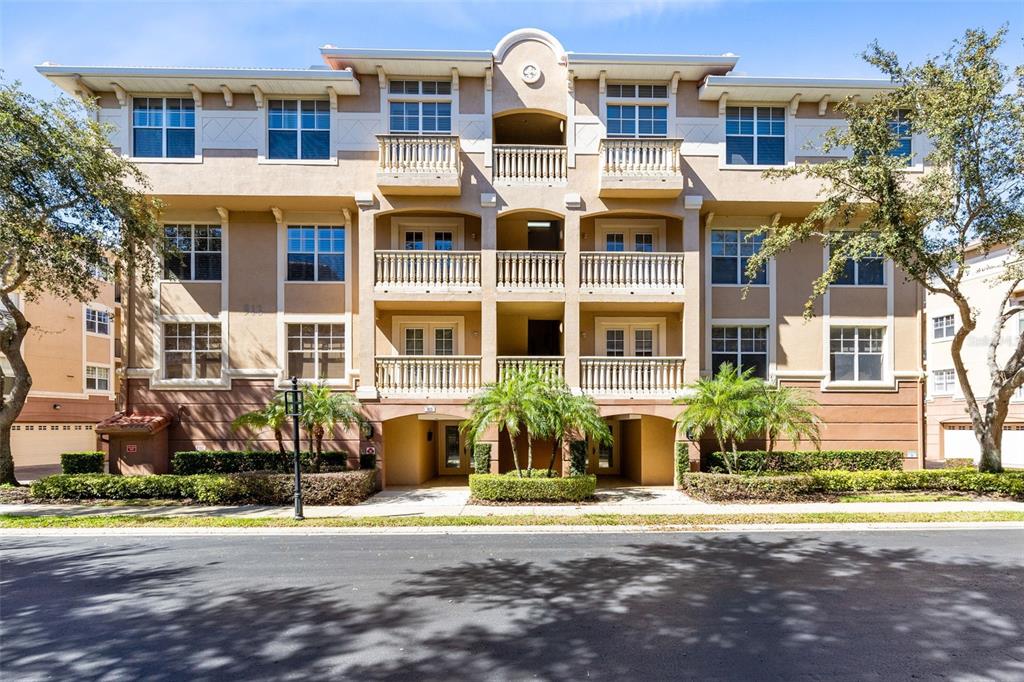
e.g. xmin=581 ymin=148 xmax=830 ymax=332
xmin=2 ymin=510 xmax=1023 ymax=529
xmin=837 ymin=492 xmax=974 ymax=503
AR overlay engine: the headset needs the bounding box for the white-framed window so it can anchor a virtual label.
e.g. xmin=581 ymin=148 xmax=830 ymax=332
xmin=268 ymin=99 xmax=330 ymax=160
xmin=163 ymin=224 xmax=222 ymax=281
xmin=711 ymin=229 xmax=767 ymax=284
xmin=932 ymin=368 xmax=955 ymax=395
xmin=888 ymin=109 xmax=912 ymax=161
xmin=597 ymin=220 xmax=665 ymax=253
xmin=603 ymin=327 xmax=658 ymax=357
xmin=725 ymin=106 xmax=785 ymax=165
xmin=286 ymin=323 xmax=345 ymax=380
xmin=85 ymin=308 xmax=111 ymax=335
xmin=85 ymin=365 xmax=111 ymax=392
xmin=933 ymin=314 xmax=955 ymax=340
xmin=831 ymin=233 xmax=885 ymax=286
xmin=389 ymin=80 xmax=452 ymax=134
xmin=711 ymin=326 xmax=769 ymax=379
xmin=404 ymin=229 xmax=453 ymax=251
xmin=402 ymin=325 xmax=456 ymax=356
xmin=287 ymin=225 xmax=345 ymax=281
xmin=132 ymin=97 xmax=195 ymax=158
xmin=391 ymin=218 xmax=464 ymax=251
xmin=163 ymin=323 xmax=222 ymax=380
xmin=606 ymin=83 xmax=668 ymax=139
xmin=830 ymin=327 xmax=884 ymax=382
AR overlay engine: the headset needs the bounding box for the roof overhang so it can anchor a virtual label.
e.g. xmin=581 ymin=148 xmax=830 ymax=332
xmin=36 ymin=64 xmax=360 ymax=98
xmin=320 ymin=47 xmax=492 ymax=78
xmin=568 ymin=53 xmax=738 ymax=81
xmin=699 ymin=76 xmax=896 ymax=103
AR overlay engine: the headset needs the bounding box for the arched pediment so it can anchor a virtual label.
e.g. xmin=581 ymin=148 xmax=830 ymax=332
xmin=493 ymin=28 xmax=567 ymax=64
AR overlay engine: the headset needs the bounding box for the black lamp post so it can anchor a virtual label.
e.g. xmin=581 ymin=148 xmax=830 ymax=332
xmin=284 ymin=377 xmax=304 ymax=520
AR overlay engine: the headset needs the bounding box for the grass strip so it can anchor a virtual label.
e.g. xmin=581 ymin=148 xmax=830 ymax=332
xmin=1 ymin=511 xmax=1023 ymax=529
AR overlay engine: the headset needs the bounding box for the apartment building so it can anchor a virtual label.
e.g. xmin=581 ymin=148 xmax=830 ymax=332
xmin=5 ymin=282 xmax=120 ymax=471
xmin=37 ymin=28 xmax=926 ymax=486
xmin=925 ymin=245 xmax=1024 ymax=468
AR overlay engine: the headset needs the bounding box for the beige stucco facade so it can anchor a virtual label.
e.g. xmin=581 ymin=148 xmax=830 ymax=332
xmin=37 ymin=28 xmax=928 ymax=482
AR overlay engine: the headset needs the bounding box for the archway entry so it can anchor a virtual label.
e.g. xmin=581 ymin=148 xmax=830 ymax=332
xmin=493 ymin=111 xmax=565 ymax=146
xmin=588 ymin=414 xmax=677 ymax=485
xmin=381 ymin=413 xmax=470 ymax=487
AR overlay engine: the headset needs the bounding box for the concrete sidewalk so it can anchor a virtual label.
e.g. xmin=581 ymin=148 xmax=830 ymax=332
xmin=2 ymin=482 xmax=1023 ymax=519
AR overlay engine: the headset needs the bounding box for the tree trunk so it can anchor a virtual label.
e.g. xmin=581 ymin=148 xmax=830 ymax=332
xmin=546 ymin=438 xmax=561 ymax=476
xmin=527 ymin=432 xmax=534 ymax=472
xmin=0 ymin=425 xmax=17 ymax=486
xmin=274 ymin=428 xmax=285 ymax=455
xmin=716 ymin=435 xmax=730 ymax=473
xmin=0 ymin=298 xmax=31 ymax=487
xmin=508 ymin=435 xmax=522 ymax=477
xmin=977 ymin=426 xmax=1003 ymax=474
xmin=312 ymin=425 xmax=324 ymax=473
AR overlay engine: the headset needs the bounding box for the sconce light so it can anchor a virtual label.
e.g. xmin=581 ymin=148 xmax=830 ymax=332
xmin=52 ymin=403 xmax=62 ymax=411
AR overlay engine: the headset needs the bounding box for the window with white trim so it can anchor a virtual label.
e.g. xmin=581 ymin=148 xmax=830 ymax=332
xmin=603 ymin=326 xmax=658 ymax=357
xmin=401 ymin=324 xmax=456 ymax=355
xmin=831 ymin=233 xmax=884 ymax=285
xmin=163 ymin=323 xmax=222 ymax=380
xmin=132 ymin=97 xmax=195 ymax=158
xmin=164 ymin=225 xmax=222 ymax=281
xmin=932 ymin=368 xmax=955 ymax=395
xmin=268 ymin=99 xmax=330 ymax=160
xmin=287 ymin=323 xmax=345 ymax=380
xmin=711 ymin=326 xmax=768 ymax=379
xmin=606 ymin=84 xmax=668 ymax=139
xmin=389 ymin=80 xmax=452 ymax=134
xmin=933 ymin=314 xmax=955 ymax=340
xmin=85 ymin=365 xmax=110 ymax=392
xmin=830 ymin=327 xmax=884 ymax=382
xmin=725 ymin=106 xmax=785 ymax=165
xmin=888 ymin=109 xmax=912 ymax=162
xmin=711 ymin=229 xmax=767 ymax=284
xmin=85 ymin=308 xmax=111 ymax=335
xmin=287 ymin=226 xmax=345 ymax=281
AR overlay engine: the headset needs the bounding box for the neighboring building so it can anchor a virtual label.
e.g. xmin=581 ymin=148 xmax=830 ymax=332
xmin=37 ymin=28 xmax=927 ymax=485
xmin=4 ymin=281 xmax=121 ymax=471
xmin=924 ymin=245 xmax=1024 ymax=468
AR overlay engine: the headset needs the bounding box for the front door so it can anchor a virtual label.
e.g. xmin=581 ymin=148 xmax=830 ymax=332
xmin=438 ymin=422 xmax=468 ymax=475
xmin=527 ymin=319 xmax=561 ymax=356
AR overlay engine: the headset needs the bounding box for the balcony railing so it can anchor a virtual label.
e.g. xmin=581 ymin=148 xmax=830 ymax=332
xmin=580 ymin=357 xmax=686 ymax=397
xmin=497 ymin=251 xmax=565 ymax=289
xmin=375 ymin=356 xmax=482 ymax=396
xmin=600 ymin=138 xmax=682 ymax=177
xmin=497 ymin=356 xmax=565 ymax=382
xmin=580 ymin=252 xmax=685 ymax=290
xmin=374 ymin=250 xmax=481 ymax=289
xmin=493 ymin=145 xmax=568 ymax=184
xmin=377 ymin=134 xmax=461 ymax=176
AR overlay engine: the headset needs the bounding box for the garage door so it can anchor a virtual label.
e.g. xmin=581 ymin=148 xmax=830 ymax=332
xmin=943 ymin=424 xmax=1024 ymax=468
xmin=10 ymin=423 xmax=98 ymax=467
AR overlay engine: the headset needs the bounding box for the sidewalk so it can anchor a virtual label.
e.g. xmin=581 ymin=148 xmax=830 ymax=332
xmin=2 ymin=483 xmax=1023 ymax=519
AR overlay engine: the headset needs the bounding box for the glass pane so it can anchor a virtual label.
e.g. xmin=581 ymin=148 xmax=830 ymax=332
xmin=164 ymin=253 xmax=191 ymax=280
xmin=287 ymin=253 xmax=315 ymax=281
xmin=757 ymin=136 xmax=785 ymax=165
xmin=710 ymin=230 xmax=737 ymax=256
xmin=835 ymin=258 xmax=856 ymax=285
xmin=289 ymin=352 xmax=316 ymax=379
xmin=634 ymin=234 xmax=654 ymax=252
xmin=606 ymin=330 xmax=625 ymax=357
xmin=606 ymin=234 xmax=625 ymax=252
xmin=164 ymin=352 xmax=190 ymax=379
xmin=194 ymin=253 xmax=221 ymax=281
xmin=317 ymin=253 xmax=345 ymax=281
xmin=858 ymin=257 xmax=884 ymax=285
xmin=598 ymin=441 xmax=613 ymax=468
xmin=434 ymin=232 xmax=454 ymax=251
xmin=726 ymin=136 xmax=754 ymax=165
xmin=320 ymin=351 xmax=345 ymax=379
xmin=405 ymin=231 xmax=424 ymax=250
xmin=740 ymin=257 xmax=767 ymax=285
xmin=445 ymin=425 xmax=461 ymax=468
xmin=831 ymin=353 xmax=855 ymax=381
xmin=741 ymin=353 xmax=768 ymax=379
xmin=712 ymin=354 xmax=738 ymax=374
xmin=300 ymin=130 xmax=329 ymax=160
xmin=197 ymin=352 xmax=221 ymax=379
xmin=434 ymin=328 xmax=454 ymax=356
xmin=634 ymin=329 xmax=654 ymax=357
xmin=405 ymin=328 xmax=424 ymax=355
xmin=711 ymin=257 xmax=738 ymax=284
xmin=269 ymin=130 xmax=298 ymax=159
xmin=133 ymin=128 xmax=162 ymax=157
xmin=859 ymin=354 xmax=882 ymax=381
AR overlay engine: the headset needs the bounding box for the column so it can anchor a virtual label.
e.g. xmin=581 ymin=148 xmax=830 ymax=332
xmin=356 ymin=202 xmax=379 ymax=400
xmin=682 ymin=195 xmax=703 ymax=384
xmin=563 ymin=210 xmax=582 ymax=390
xmin=480 ymin=202 xmax=497 ymax=383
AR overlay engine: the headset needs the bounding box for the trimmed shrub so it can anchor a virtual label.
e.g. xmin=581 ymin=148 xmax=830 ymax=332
xmin=472 ymin=443 xmax=492 ymax=474
xmin=944 ymin=458 xmax=975 ymax=469
xmin=674 ymin=441 xmax=689 ymax=486
xmin=61 ymin=452 xmax=105 ymax=474
xmin=708 ymin=450 xmax=904 ymax=473
xmin=568 ymin=440 xmax=588 ymax=477
xmin=470 ymin=473 xmax=597 ymax=502
xmin=30 ymin=470 xmax=377 ymax=506
xmin=171 ymin=450 xmax=347 ymax=475
xmin=679 ymin=469 xmax=1024 ymax=502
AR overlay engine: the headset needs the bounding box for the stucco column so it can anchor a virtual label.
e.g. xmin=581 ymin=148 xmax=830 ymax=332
xmin=356 ymin=203 xmax=379 ymax=400
xmin=563 ymin=210 xmax=582 ymax=390
xmin=480 ymin=202 xmax=497 ymax=383
xmin=682 ymin=195 xmax=704 ymax=384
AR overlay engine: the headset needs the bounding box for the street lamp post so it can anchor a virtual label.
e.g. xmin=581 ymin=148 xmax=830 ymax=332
xmin=284 ymin=376 xmax=304 ymax=520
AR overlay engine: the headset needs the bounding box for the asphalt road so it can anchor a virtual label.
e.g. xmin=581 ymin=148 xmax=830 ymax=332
xmin=2 ymin=529 xmax=1023 ymax=681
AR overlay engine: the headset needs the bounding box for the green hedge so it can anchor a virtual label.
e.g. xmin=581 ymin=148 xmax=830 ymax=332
xmin=61 ymin=452 xmax=105 ymax=474
xmin=680 ymin=469 xmax=1024 ymax=502
xmin=472 ymin=443 xmax=492 ymax=474
xmin=674 ymin=442 xmax=689 ymax=486
xmin=708 ymin=450 xmax=904 ymax=473
xmin=30 ymin=471 xmax=377 ymax=506
xmin=470 ymin=473 xmax=597 ymax=502
xmin=171 ymin=450 xmax=348 ymax=475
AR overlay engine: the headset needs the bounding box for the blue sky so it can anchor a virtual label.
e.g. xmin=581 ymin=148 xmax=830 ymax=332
xmin=2 ymin=0 xmax=1021 ymax=100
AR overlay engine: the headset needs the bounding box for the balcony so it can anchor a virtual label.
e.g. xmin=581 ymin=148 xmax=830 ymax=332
xmin=580 ymin=357 xmax=686 ymax=398
xmin=493 ymin=145 xmax=567 ymax=185
xmin=580 ymin=252 xmax=685 ymax=292
xmin=376 ymin=135 xmax=462 ymax=196
xmin=598 ymin=138 xmax=684 ymax=198
xmin=374 ymin=251 xmax=481 ymax=292
xmin=497 ymin=251 xmax=565 ymax=290
xmin=375 ymin=356 xmax=483 ymax=397
xmin=497 ymin=356 xmax=565 ymax=382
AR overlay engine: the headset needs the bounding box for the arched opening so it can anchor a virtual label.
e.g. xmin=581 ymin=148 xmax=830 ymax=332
xmin=493 ymin=111 xmax=565 ymax=146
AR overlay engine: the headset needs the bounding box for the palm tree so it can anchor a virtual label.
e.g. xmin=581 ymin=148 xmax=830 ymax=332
xmin=462 ymin=366 xmax=548 ymax=477
xmin=754 ymin=384 xmax=822 ymax=462
xmin=300 ymin=383 xmax=366 ymax=472
xmin=230 ymin=395 xmax=287 ymax=454
xmin=541 ymin=380 xmax=611 ymax=476
xmin=673 ymin=363 xmax=761 ymax=473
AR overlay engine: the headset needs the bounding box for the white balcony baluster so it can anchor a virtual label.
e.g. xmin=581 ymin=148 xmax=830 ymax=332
xmin=580 ymin=357 xmax=686 ymax=397
xmin=580 ymin=252 xmax=685 ymax=290
xmin=496 ymin=251 xmax=565 ymax=289
xmin=600 ymin=138 xmax=682 ymax=177
xmin=497 ymin=356 xmax=565 ymax=382
xmin=374 ymin=251 xmax=481 ymax=289
xmin=377 ymin=135 xmax=461 ymax=175
xmin=375 ymin=356 xmax=482 ymax=396
xmin=493 ymin=145 xmax=568 ymax=184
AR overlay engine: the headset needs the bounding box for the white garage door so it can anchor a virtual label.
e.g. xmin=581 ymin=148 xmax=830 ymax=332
xmin=10 ymin=423 xmax=98 ymax=467
xmin=943 ymin=424 xmax=1024 ymax=468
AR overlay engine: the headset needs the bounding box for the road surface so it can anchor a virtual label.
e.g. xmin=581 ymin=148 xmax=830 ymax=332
xmin=2 ymin=529 xmax=1023 ymax=680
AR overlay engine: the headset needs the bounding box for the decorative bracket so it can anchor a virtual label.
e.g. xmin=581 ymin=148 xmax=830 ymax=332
xmin=484 ymin=66 xmax=492 ymax=91
xmin=705 ymin=212 xmax=716 ymax=228
xmin=342 ymin=208 xmax=352 ymax=228
xmin=788 ymin=94 xmax=801 ymax=116
xmin=376 ymin=66 xmax=387 ymax=90
xmin=817 ymin=95 xmax=830 ymax=116
xmin=270 ymin=206 xmax=283 ymax=225
xmin=251 ymin=85 xmax=265 ymax=109
xmin=220 ymin=85 xmax=233 ymax=108
xmin=188 ymin=84 xmax=203 ymax=109
xmin=215 ymin=206 xmax=229 ymax=225
xmin=670 ymin=71 xmax=680 ymax=96
xmin=718 ymin=93 xmax=728 ymax=115
xmin=451 ymin=67 xmax=459 ymax=92
xmin=327 ymin=86 xmax=338 ymax=112
xmin=598 ymin=70 xmax=607 ymax=95
xmin=110 ymin=82 xmax=127 ymax=107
